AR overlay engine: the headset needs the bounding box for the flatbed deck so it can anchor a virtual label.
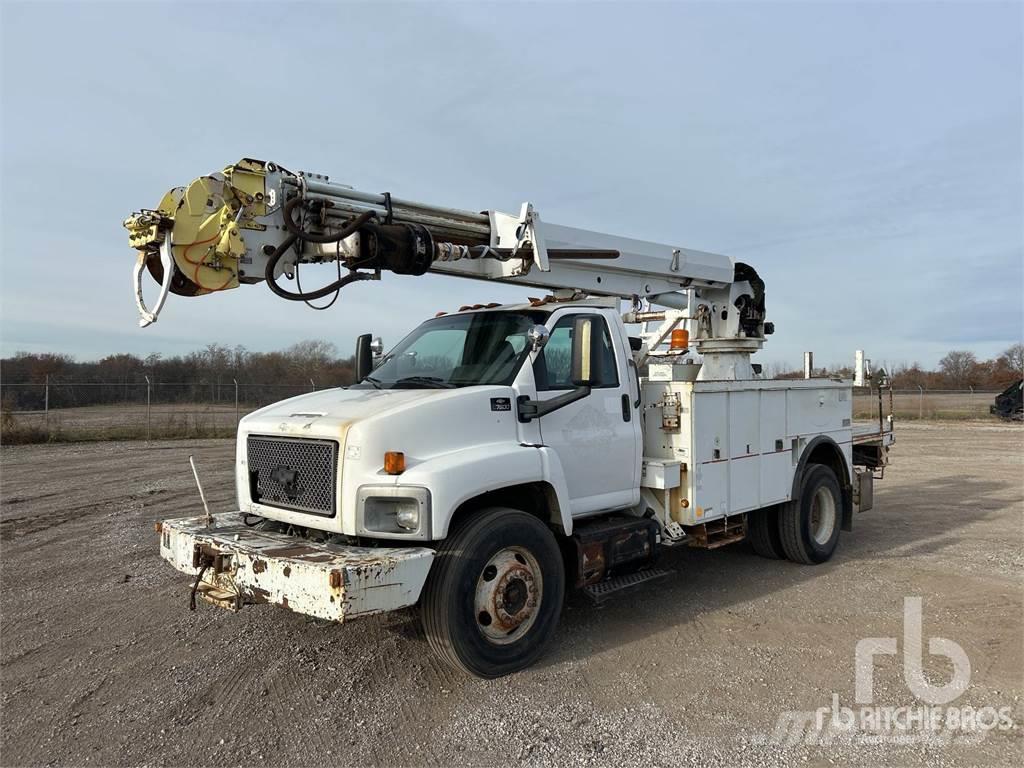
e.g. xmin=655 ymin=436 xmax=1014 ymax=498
xmin=852 ymin=421 xmax=895 ymax=445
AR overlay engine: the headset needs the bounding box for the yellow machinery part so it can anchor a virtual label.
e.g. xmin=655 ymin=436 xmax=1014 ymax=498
xmin=124 ymin=159 xmax=270 ymax=295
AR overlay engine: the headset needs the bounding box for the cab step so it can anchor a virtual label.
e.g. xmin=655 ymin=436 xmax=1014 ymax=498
xmin=583 ymin=568 xmax=673 ymax=604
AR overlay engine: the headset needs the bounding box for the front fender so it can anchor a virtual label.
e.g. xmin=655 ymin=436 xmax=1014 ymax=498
xmin=536 ymin=446 xmax=574 ymax=534
xmin=397 ymin=443 xmax=573 ymax=539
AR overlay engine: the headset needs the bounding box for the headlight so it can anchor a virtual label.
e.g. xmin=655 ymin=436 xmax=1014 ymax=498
xmin=365 ymin=497 xmax=418 ymax=530
xmin=357 ymin=486 xmax=431 ymax=538
xmin=395 ymin=503 xmax=419 ymax=530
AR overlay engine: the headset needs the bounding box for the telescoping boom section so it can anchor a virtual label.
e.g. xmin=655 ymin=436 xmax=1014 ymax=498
xmin=123 ymin=158 xmax=767 ymax=349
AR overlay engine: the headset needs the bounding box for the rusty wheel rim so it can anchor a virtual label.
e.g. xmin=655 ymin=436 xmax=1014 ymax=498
xmin=474 ymin=547 xmax=543 ymax=645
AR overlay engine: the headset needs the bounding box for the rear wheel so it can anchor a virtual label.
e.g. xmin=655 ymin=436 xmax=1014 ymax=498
xmin=420 ymin=507 xmax=565 ymax=678
xmin=747 ymin=505 xmax=784 ymax=559
xmin=779 ymin=464 xmax=842 ymax=564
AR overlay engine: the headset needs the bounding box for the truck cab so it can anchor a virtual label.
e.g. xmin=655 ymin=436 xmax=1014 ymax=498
xmin=162 ymin=301 xmax=648 ymax=676
xmin=236 ymin=300 xmax=641 ymax=539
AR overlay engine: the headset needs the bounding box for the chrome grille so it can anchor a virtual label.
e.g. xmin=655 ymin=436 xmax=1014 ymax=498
xmin=247 ymin=436 xmax=338 ymax=517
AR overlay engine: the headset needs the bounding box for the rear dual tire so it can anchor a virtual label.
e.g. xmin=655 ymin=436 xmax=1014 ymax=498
xmin=748 ymin=504 xmax=784 ymax=559
xmin=779 ymin=464 xmax=842 ymax=564
xmin=748 ymin=464 xmax=842 ymax=564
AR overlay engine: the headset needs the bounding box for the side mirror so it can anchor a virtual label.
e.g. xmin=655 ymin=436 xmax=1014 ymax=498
xmin=370 ymin=337 xmax=384 ymax=357
xmin=355 ymin=334 xmax=373 ymax=382
xmin=527 ymin=324 xmax=550 ymax=353
xmin=571 ymin=316 xmax=601 ymax=387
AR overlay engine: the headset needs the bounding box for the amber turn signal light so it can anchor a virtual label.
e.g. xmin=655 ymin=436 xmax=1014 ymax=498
xmin=384 ymin=451 xmax=406 ymax=475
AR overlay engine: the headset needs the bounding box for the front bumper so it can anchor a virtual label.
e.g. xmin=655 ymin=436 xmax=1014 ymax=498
xmin=159 ymin=514 xmax=435 ymax=621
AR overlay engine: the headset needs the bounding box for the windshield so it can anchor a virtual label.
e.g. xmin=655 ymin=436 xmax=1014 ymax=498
xmin=356 ymin=311 xmax=547 ymax=389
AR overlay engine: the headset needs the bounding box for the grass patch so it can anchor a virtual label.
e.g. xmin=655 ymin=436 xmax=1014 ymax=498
xmin=1 ymin=410 xmax=236 ymax=445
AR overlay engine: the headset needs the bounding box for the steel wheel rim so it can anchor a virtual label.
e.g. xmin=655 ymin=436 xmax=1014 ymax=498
xmin=474 ymin=546 xmax=543 ymax=645
xmin=810 ymin=486 xmax=837 ymax=545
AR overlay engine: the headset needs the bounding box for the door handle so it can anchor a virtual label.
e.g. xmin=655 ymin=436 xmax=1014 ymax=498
xmin=621 ymin=394 xmax=631 ymax=422
xmin=628 ymin=358 xmax=641 ymax=408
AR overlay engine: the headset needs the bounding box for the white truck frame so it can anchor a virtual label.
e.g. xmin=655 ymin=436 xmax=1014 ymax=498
xmin=129 ymin=159 xmax=894 ymax=677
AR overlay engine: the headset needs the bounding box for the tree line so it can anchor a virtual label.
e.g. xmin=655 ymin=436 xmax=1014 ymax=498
xmin=1 ymin=340 xmax=1021 ymax=413
xmin=0 ymin=340 xmax=356 ymax=411
xmin=769 ymin=343 xmax=1023 ymax=390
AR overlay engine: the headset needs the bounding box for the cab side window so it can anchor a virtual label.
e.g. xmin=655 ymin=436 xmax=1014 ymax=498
xmin=534 ymin=315 xmax=620 ymax=391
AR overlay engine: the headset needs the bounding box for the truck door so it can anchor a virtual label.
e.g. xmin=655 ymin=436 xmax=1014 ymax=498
xmin=533 ymin=311 xmax=642 ymax=516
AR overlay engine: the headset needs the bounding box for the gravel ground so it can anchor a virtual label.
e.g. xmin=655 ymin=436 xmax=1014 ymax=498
xmin=1 ymin=422 xmax=1021 ymax=767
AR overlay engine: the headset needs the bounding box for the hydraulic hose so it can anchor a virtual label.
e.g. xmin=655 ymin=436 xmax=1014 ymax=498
xmin=264 ymin=201 xmax=377 ymax=302
xmin=282 ymin=196 xmax=376 ymax=244
xmin=189 ymin=560 xmax=211 ymax=611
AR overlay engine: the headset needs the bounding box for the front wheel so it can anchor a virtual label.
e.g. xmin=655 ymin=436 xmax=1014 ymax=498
xmin=420 ymin=507 xmax=565 ymax=678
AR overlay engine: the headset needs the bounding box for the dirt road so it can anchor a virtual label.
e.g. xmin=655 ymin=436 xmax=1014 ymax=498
xmin=1 ymin=423 xmax=1021 ymax=766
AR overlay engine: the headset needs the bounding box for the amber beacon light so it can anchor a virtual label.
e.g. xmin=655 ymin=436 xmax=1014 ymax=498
xmin=670 ymin=329 xmax=690 ymax=350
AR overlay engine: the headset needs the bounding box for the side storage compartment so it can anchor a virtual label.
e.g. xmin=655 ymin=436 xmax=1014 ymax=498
xmin=689 ymin=380 xmax=854 ymax=524
xmin=642 ymin=379 xmax=855 ymax=543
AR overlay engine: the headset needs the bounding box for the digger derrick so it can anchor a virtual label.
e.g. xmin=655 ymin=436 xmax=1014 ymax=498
xmin=122 ymin=157 xmax=898 ymax=680
xmin=124 ymin=158 xmax=766 ymax=347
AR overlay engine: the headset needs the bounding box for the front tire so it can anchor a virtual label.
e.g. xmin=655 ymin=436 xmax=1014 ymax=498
xmin=420 ymin=507 xmax=565 ymax=678
xmin=779 ymin=464 xmax=842 ymax=564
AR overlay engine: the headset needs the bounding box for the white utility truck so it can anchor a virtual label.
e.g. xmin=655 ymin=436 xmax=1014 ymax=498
xmin=125 ymin=159 xmax=894 ymax=677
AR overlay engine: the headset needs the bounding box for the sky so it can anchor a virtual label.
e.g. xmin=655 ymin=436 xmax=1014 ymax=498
xmin=1 ymin=0 xmax=1021 ymax=371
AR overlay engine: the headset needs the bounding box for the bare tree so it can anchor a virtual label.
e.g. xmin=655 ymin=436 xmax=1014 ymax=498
xmin=287 ymin=339 xmax=338 ymax=382
xmin=765 ymin=361 xmax=799 ymax=378
xmin=999 ymin=342 xmax=1024 ymax=376
xmin=938 ymin=350 xmax=977 ymax=388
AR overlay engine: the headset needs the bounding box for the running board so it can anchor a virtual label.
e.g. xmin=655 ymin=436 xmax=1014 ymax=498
xmin=583 ymin=568 xmax=673 ymax=604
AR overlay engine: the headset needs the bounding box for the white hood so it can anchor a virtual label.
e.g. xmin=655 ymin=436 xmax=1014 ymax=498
xmin=246 ymin=386 xmax=441 ymax=426
xmin=236 ymin=384 xmax=524 ymax=534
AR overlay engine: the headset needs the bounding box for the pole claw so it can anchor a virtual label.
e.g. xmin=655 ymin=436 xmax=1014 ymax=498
xmin=134 ymin=232 xmax=174 ymax=327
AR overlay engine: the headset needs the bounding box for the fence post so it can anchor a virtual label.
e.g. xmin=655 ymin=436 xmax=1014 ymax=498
xmin=44 ymin=375 xmax=49 ymax=435
xmin=144 ymin=376 xmax=151 ymax=440
xmin=310 ymin=378 xmax=316 ymax=392
xmin=234 ymin=378 xmax=239 ymax=429
xmin=918 ymin=385 xmax=924 ymax=419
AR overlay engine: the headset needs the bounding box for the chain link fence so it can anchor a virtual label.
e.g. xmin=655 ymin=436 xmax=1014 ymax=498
xmin=0 ymin=380 xmax=1006 ymax=444
xmin=851 ymin=388 xmax=1002 ymax=420
xmin=0 ymin=379 xmax=330 ymax=443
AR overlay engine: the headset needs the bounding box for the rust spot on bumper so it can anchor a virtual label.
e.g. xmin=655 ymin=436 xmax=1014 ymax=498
xmin=260 ymin=547 xmax=336 ymax=565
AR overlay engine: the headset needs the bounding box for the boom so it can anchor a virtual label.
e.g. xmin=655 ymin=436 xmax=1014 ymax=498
xmin=123 ymin=158 xmax=768 ymax=351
